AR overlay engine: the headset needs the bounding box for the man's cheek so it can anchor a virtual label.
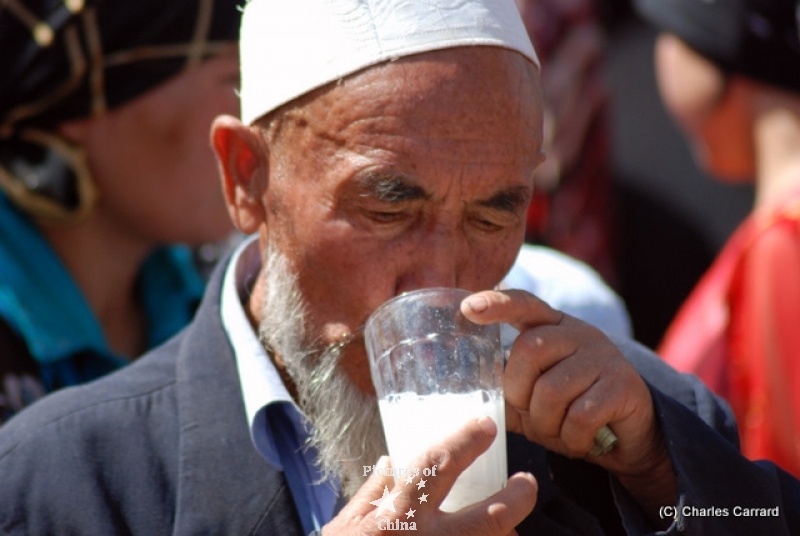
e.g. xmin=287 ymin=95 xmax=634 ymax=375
xmin=339 ymin=344 xmax=375 ymax=395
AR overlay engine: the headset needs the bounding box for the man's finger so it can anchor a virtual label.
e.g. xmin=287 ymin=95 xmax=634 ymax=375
xmin=529 ymin=357 xmax=602 ymax=442
xmin=440 ymin=471 xmax=539 ymax=535
xmin=559 ymin=382 xmax=620 ymax=455
xmin=461 ymin=289 xmax=563 ymax=331
xmin=408 ymin=416 xmax=498 ymax=508
xmin=502 ymin=325 xmax=579 ymax=417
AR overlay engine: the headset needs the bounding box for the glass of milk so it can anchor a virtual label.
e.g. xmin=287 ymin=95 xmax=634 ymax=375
xmin=365 ymin=288 xmax=506 ymax=512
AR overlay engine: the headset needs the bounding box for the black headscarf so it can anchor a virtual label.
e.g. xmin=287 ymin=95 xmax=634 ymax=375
xmin=634 ymin=0 xmax=800 ymax=94
xmin=0 ymin=0 xmax=242 ymax=129
xmin=0 ymin=0 xmax=242 ymax=219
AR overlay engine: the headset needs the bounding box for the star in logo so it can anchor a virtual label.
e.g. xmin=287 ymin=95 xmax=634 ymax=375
xmin=406 ymin=508 xmax=416 ymax=519
xmin=416 ymin=479 xmax=426 ymax=490
xmin=369 ymin=485 xmax=402 ymax=519
xmin=404 ymin=474 xmax=414 ymax=486
xmin=418 ymin=493 xmax=429 ymax=504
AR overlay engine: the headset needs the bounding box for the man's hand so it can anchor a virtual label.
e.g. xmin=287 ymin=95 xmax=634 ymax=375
xmin=323 ymin=417 xmax=538 ymax=535
xmin=461 ymin=289 xmax=676 ymax=518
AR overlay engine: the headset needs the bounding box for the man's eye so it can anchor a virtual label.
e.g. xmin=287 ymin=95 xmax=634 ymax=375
xmin=470 ymin=217 xmax=505 ymax=233
xmin=367 ymin=210 xmax=406 ymax=223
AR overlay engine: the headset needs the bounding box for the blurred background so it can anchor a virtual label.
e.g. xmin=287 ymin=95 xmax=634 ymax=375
xmin=525 ymin=0 xmax=755 ymax=349
xmin=605 ymin=1 xmax=754 ymax=349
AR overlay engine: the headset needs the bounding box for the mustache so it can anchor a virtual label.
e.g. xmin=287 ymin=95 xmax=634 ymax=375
xmin=328 ymin=324 xmax=366 ymax=352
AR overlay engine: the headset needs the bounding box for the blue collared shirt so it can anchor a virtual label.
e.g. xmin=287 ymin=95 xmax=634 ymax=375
xmin=221 ymin=237 xmax=339 ymax=535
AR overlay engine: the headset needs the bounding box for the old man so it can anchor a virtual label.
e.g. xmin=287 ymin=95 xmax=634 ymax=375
xmin=1 ymin=0 xmax=799 ymax=535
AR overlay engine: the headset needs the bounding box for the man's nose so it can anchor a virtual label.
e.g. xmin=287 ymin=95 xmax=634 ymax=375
xmin=394 ymin=226 xmax=464 ymax=294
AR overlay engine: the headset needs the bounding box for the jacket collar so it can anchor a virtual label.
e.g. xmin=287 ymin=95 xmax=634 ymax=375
xmin=171 ymin=254 xmax=304 ymax=535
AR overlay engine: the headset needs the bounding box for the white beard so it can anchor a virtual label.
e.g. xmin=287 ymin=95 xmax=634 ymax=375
xmin=258 ymin=247 xmax=386 ymax=499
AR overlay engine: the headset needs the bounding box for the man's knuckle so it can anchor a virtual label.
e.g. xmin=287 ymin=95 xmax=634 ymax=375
xmin=534 ymin=376 xmax=561 ymax=403
xmin=426 ymin=447 xmax=454 ymax=473
xmin=472 ymin=509 xmax=506 ymax=535
xmin=573 ymin=398 xmax=600 ymax=425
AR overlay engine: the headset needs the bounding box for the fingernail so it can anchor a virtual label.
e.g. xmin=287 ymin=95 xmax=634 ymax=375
xmin=478 ymin=416 xmax=496 ymax=435
xmin=376 ymin=455 xmax=391 ymax=469
xmin=466 ymin=295 xmax=489 ymax=313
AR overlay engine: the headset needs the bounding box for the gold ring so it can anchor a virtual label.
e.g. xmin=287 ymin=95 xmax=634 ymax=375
xmin=589 ymin=425 xmax=617 ymax=457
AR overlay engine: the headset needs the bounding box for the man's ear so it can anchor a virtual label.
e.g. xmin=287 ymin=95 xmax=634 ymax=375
xmin=211 ymin=115 xmax=267 ymax=235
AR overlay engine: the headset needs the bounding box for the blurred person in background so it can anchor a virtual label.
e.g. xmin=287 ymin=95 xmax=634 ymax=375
xmin=636 ymin=0 xmax=800 ymax=477
xmin=0 ymin=0 xmax=241 ymax=423
xmin=515 ymin=0 xmax=618 ymax=286
xmin=510 ymin=0 xmax=635 ymax=342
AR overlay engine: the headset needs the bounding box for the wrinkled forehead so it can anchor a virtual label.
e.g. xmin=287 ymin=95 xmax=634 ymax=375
xmin=258 ymin=47 xmax=544 ymax=207
xmin=269 ymin=47 xmax=543 ymax=167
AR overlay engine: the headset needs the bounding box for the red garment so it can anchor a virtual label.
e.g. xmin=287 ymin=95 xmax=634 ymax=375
xmin=659 ymin=191 xmax=800 ymax=477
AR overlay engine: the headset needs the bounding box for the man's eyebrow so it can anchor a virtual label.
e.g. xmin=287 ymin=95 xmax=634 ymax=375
xmin=357 ymin=172 xmax=429 ymax=202
xmin=476 ymin=186 xmax=531 ymax=213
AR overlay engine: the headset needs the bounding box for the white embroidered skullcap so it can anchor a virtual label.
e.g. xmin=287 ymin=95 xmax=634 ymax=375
xmin=239 ymin=0 xmax=540 ymax=125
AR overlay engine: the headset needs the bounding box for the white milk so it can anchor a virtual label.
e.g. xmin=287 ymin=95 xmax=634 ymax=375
xmin=378 ymin=390 xmax=507 ymax=512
